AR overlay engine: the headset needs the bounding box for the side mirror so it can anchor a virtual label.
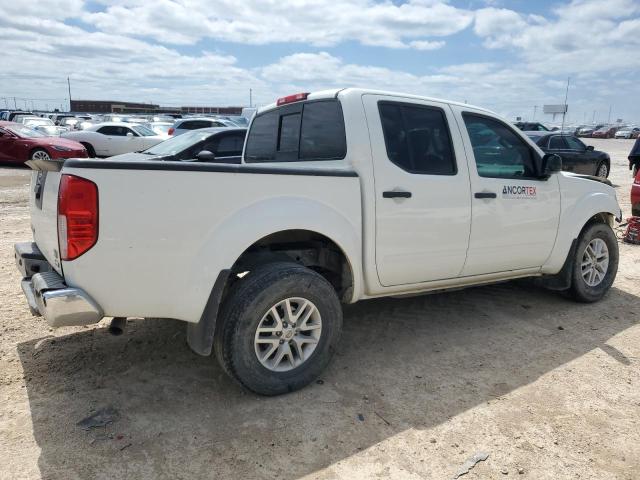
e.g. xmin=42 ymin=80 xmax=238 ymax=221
xmin=586 ymin=145 xmax=594 ymax=151
xmin=196 ymin=150 xmax=216 ymax=162
xmin=126 ymin=132 xmax=134 ymax=138
xmin=542 ymin=153 xmax=562 ymax=176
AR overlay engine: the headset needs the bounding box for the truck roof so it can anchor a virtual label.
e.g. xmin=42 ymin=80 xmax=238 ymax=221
xmin=257 ymin=88 xmax=494 ymax=116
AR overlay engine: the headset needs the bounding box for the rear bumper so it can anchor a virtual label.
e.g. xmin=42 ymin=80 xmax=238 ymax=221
xmin=15 ymin=242 xmax=103 ymax=328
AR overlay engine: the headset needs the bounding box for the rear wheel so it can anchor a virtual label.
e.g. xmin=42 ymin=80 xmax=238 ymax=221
xmin=214 ymin=262 xmax=342 ymax=395
xmin=567 ymin=222 xmax=618 ymax=302
xmin=595 ymin=161 xmax=609 ymax=178
xmin=30 ymin=149 xmax=50 ymax=161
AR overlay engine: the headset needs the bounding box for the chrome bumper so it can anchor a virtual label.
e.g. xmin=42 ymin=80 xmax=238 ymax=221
xmin=15 ymin=242 xmax=103 ymax=328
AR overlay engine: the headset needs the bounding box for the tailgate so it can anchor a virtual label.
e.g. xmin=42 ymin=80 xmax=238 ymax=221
xmin=27 ymin=164 xmax=64 ymax=275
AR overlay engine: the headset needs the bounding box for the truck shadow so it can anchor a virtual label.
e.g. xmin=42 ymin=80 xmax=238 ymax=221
xmin=17 ymin=282 xmax=639 ymax=479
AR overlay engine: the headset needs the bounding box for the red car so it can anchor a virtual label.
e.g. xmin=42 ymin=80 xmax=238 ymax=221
xmin=591 ymin=126 xmax=619 ymax=139
xmin=632 ymin=168 xmax=640 ymax=217
xmin=0 ymin=121 xmax=87 ymax=164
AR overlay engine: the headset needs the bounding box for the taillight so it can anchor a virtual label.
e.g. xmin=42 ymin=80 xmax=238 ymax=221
xmin=168 ymin=127 xmax=175 ymax=135
xmin=58 ymin=174 xmax=98 ymax=261
xmin=276 ymin=92 xmax=310 ymax=106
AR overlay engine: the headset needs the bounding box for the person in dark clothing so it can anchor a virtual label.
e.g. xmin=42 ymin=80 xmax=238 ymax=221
xmin=630 ymin=136 xmax=640 ymax=176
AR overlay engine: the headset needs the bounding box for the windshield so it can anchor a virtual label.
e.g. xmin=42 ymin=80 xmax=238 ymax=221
xmin=150 ymin=124 xmax=171 ymax=134
xmin=143 ymin=130 xmax=213 ymax=155
xmin=131 ymin=124 xmax=157 ymax=136
xmin=25 ymin=118 xmax=54 ymax=126
xmin=8 ymin=125 xmax=47 ymax=138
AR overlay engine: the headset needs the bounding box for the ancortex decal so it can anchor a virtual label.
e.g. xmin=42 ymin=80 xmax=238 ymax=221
xmin=502 ymin=185 xmax=537 ymax=199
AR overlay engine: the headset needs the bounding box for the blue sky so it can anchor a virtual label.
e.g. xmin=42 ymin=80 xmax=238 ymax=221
xmin=1 ymin=0 xmax=639 ymax=124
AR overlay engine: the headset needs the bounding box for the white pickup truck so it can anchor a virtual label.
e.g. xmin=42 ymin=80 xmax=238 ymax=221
xmin=15 ymin=88 xmax=622 ymax=395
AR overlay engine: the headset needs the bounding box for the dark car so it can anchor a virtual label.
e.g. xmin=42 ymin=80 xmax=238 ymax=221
xmin=107 ymin=127 xmax=246 ymax=163
xmin=514 ymin=121 xmax=550 ymax=132
xmin=527 ymin=133 xmax=610 ymax=178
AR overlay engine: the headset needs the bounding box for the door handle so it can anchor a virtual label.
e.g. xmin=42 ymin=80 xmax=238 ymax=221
xmin=474 ymin=192 xmax=497 ymax=199
xmin=383 ymin=190 xmax=412 ymax=199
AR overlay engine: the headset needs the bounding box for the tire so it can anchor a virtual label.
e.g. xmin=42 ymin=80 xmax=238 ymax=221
xmin=30 ymin=148 xmax=50 ymax=161
xmin=595 ymin=161 xmax=609 ymax=178
xmin=81 ymin=142 xmax=96 ymax=158
xmin=567 ymin=222 xmax=618 ymax=303
xmin=214 ymin=262 xmax=342 ymax=395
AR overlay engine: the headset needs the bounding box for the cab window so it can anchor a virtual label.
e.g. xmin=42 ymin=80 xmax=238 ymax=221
xmin=378 ymin=102 xmax=456 ymax=175
xmin=463 ymin=113 xmax=538 ymax=179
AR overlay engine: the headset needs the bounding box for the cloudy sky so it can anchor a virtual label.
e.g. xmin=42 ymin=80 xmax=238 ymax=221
xmin=1 ymin=0 xmax=639 ymax=124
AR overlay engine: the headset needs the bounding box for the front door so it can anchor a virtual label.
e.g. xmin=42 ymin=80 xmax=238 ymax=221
xmin=364 ymin=94 xmax=472 ymax=287
xmin=452 ymin=107 xmax=561 ymax=276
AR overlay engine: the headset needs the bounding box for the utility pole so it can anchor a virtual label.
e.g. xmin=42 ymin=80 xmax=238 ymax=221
xmin=13 ymin=97 xmax=17 ymax=109
xmin=592 ymin=110 xmax=596 ymax=123
xmin=67 ymin=76 xmax=72 ymax=112
xmin=249 ymin=88 xmax=253 ymax=108
xmin=533 ymin=105 xmax=537 ymax=120
xmin=607 ymin=105 xmax=612 ymax=125
xmin=561 ymin=77 xmax=570 ymax=132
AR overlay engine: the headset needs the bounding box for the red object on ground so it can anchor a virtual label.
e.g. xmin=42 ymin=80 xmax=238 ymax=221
xmin=623 ymin=217 xmax=640 ymax=244
xmin=631 ymin=168 xmax=640 ymax=217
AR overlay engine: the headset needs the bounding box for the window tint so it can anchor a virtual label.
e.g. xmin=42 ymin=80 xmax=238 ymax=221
xmin=299 ymin=101 xmax=346 ymax=160
xmin=548 ymin=136 xmax=568 ymax=150
xmin=278 ymin=113 xmax=301 ymax=152
xmin=245 ymin=100 xmax=346 ymax=163
xmin=565 ymin=136 xmax=586 ymax=151
xmin=180 ymin=120 xmax=211 ymax=130
xmin=245 ymin=111 xmax=278 ymax=161
xmin=97 ymin=126 xmax=132 ymax=136
xmin=204 ymin=133 xmax=245 ymax=157
xmin=379 ymin=102 xmax=456 ymax=175
xmin=463 ymin=113 xmax=537 ymax=179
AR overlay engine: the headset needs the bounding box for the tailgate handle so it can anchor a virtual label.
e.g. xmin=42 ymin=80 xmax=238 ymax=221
xmin=383 ymin=190 xmax=412 ymax=199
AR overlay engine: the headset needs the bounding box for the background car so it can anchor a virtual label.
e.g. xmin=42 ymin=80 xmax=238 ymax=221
xmin=591 ymin=126 xmax=619 ymax=139
xmin=527 ymin=132 xmax=610 ymax=178
xmin=577 ymin=124 xmax=605 ymax=137
xmin=144 ymin=121 xmax=174 ymax=138
xmin=615 ymin=127 xmax=640 ymax=139
xmin=19 ymin=117 xmax=67 ymax=136
xmin=0 ymin=121 xmax=87 ymax=163
xmin=62 ymin=122 xmax=165 ymax=157
xmin=108 ymin=127 xmax=246 ymax=163
xmin=514 ymin=121 xmax=550 ymax=132
xmin=168 ymin=117 xmax=234 ymax=136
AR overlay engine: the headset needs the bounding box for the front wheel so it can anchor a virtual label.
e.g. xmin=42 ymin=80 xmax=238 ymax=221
xmin=568 ymin=222 xmax=618 ymax=303
xmin=214 ymin=262 xmax=342 ymax=395
xmin=30 ymin=148 xmax=51 ymax=161
xmin=595 ymin=161 xmax=609 ymax=178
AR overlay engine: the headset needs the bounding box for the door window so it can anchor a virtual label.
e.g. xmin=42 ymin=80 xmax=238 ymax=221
xmin=180 ymin=120 xmax=211 ymax=130
xmin=96 ymin=126 xmax=133 ymax=136
xmin=548 ymin=136 xmax=568 ymax=150
xmin=201 ymin=133 xmax=245 ymax=157
xmin=378 ymin=102 xmax=456 ymax=175
xmin=565 ymin=136 xmax=586 ymax=151
xmin=463 ymin=113 xmax=538 ymax=179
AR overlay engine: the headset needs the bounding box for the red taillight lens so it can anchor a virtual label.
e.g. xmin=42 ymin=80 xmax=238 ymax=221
xmin=276 ymin=92 xmax=310 ymax=106
xmin=168 ymin=127 xmax=175 ymax=135
xmin=58 ymin=174 xmax=98 ymax=261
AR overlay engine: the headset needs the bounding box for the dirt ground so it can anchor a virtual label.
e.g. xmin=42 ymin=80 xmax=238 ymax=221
xmin=1 ymin=139 xmax=639 ymax=480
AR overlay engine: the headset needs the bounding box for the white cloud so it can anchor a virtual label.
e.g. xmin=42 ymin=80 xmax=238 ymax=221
xmin=82 ymin=0 xmax=473 ymax=50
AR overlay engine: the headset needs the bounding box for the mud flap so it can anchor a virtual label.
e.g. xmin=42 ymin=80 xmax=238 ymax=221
xmin=537 ymin=239 xmax=577 ymax=291
xmin=187 ymin=270 xmax=230 ymax=356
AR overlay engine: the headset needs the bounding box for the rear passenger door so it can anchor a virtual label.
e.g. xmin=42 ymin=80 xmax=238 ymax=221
xmin=363 ymin=94 xmax=471 ymax=286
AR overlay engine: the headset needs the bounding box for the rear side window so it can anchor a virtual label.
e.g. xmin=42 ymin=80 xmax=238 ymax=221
xmin=97 ymin=126 xmax=132 ymax=136
xmin=245 ymin=100 xmax=346 ymax=163
xmin=548 ymin=136 xmax=568 ymax=150
xmin=378 ymin=102 xmax=456 ymax=175
xmin=180 ymin=120 xmax=211 ymax=130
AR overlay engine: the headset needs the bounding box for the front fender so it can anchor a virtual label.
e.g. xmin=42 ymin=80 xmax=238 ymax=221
xmin=542 ymin=190 xmax=621 ymax=274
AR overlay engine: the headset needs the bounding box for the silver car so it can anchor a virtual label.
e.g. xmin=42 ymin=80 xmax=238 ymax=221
xmin=169 ymin=117 xmax=235 ymax=136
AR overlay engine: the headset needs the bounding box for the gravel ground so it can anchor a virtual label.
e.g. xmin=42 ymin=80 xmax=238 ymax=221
xmin=1 ymin=139 xmax=639 ymax=480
